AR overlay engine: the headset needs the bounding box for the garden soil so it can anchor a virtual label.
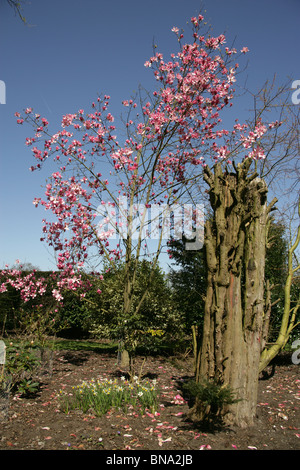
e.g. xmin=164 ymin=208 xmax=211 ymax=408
xmin=0 ymin=347 xmax=299 ymax=452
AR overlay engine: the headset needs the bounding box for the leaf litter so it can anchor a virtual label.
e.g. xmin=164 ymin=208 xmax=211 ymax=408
xmin=0 ymin=348 xmax=299 ymax=450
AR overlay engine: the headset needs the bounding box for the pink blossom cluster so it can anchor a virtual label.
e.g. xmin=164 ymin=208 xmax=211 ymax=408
xmin=0 ymin=262 xmax=47 ymax=302
xmin=0 ymin=260 xmax=95 ymax=304
xmin=143 ymin=30 xmax=237 ymax=153
xmin=13 ymin=14 xmax=282 ymax=282
xmin=35 ymin=172 xmax=110 ymax=280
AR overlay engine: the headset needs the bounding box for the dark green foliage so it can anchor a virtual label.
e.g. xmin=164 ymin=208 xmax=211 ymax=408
xmin=183 ymin=379 xmax=240 ymax=426
xmin=290 ymin=275 xmax=300 ymax=342
xmin=167 ymin=236 xmax=207 ymax=333
xmin=0 ymin=284 xmax=23 ymax=333
xmin=0 ymin=269 xmax=58 ymax=336
xmin=265 ymin=222 xmax=288 ymax=283
xmin=89 ymin=259 xmax=182 ymax=347
xmin=5 ymin=342 xmax=39 ymax=376
xmin=16 ymin=378 xmax=40 ymax=397
xmin=57 ymin=290 xmax=92 ymax=338
xmin=0 ymin=260 xmax=182 ymax=349
xmin=265 ymin=221 xmax=289 ymax=342
xmin=2 ymin=341 xmax=41 ymax=396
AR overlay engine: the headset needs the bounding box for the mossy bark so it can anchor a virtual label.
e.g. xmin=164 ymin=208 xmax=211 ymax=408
xmin=193 ymin=160 xmax=275 ymax=427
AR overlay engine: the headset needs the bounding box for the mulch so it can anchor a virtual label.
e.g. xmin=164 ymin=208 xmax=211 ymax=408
xmin=0 ymin=348 xmax=299 ymax=452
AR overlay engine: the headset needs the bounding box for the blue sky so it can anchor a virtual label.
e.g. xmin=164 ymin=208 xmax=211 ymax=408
xmin=0 ymin=0 xmax=299 ymax=271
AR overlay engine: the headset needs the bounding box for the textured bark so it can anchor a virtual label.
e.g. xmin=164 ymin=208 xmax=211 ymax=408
xmin=194 ymin=160 xmax=271 ymax=427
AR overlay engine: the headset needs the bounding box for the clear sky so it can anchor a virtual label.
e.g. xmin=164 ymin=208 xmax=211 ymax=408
xmin=0 ymin=0 xmax=299 ymax=271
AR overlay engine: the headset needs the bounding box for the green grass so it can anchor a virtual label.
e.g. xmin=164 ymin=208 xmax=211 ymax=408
xmin=47 ymin=336 xmax=189 ymax=356
xmin=2 ymin=335 xmax=190 ymax=357
xmin=52 ymin=338 xmax=118 ymax=353
xmin=1 ymin=337 xmax=119 ymax=354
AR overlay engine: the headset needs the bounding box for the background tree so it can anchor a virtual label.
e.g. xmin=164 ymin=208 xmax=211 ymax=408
xmin=168 ymin=236 xmax=206 ymax=332
xmin=264 ymin=220 xmax=288 ymax=343
xmin=88 ymin=259 xmax=182 ymax=373
xmin=167 ymin=235 xmax=206 ymax=374
xmin=259 ymin=198 xmax=300 ymax=371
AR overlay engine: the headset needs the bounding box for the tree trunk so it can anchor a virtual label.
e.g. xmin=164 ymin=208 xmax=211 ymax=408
xmin=119 ymin=229 xmax=134 ymax=371
xmin=117 ymin=340 xmax=130 ymax=368
xmin=193 ymin=160 xmax=273 ymax=427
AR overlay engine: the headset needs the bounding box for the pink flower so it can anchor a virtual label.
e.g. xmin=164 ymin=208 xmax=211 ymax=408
xmin=52 ymin=289 xmax=63 ymax=301
xmin=241 ymin=47 xmax=249 ymax=53
xmin=106 ymin=113 xmax=114 ymax=122
xmin=0 ymin=284 xmax=7 ymax=293
xmin=172 ymin=394 xmax=186 ymax=404
xmin=62 ymin=113 xmax=77 ymax=127
xmin=269 ymin=120 xmax=282 ymax=129
xmin=32 ymin=198 xmax=40 ymax=207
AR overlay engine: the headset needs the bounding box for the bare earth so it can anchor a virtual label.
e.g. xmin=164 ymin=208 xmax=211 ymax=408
xmin=0 ymin=348 xmax=299 ymax=452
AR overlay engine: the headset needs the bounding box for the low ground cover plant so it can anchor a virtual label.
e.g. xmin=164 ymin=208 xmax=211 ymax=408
xmin=58 ymin=375 xmax=158 ymax=416
xmin=1 ymin=341 xmax=41 ymax=397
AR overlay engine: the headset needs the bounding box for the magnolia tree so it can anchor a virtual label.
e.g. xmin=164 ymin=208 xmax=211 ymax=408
xmin=9 ymin=15 xmax=284 ymax=425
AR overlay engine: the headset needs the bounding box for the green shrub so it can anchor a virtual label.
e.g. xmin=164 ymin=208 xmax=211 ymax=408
xmin=16 ymin=378 xmax=40 ymax=397
xmin=3 ymin=341 xmax=41 ymax=395
xmin=184 ymin=379 xmax=240 ymax=426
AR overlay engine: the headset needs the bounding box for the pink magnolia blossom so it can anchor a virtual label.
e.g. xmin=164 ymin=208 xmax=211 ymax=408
xmin=52 ymin=289 xmax=63 ymax=301
xmin=11 ymin=14 xmax=282 ymax=294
